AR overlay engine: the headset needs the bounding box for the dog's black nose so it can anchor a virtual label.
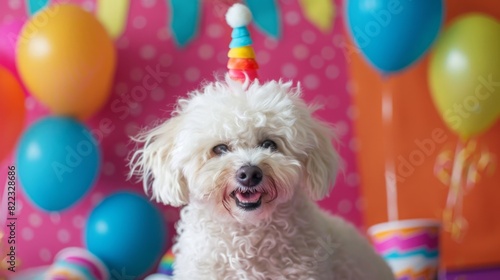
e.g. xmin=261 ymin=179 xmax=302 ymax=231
xmin=236 ymin=166 xmax=263 ymax=187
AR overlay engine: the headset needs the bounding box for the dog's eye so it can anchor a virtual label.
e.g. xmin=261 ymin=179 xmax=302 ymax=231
xmin=213 ymin=144 xmax=229 ymax=155
xmin=260 ymin=140 xmax=277 ymax=151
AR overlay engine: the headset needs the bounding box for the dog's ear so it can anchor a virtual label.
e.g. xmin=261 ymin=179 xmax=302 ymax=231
xmin=304 ymin=119 xmax=339 ymax=201
xmin=128 ymin=116 xmax=189 ymax=206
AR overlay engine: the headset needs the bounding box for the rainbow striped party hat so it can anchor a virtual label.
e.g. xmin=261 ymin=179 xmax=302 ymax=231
xmin=225 ymin=3 xmax=259 ymax=83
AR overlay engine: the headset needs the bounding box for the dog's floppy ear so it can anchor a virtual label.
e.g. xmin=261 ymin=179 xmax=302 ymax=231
xmin=304 ymin=118 xmax=339 ymax=201
xmin=128 ymin=116 xmax=189 ymax=206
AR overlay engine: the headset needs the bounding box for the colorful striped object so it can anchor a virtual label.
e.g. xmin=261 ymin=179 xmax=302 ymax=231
xmin=44 ymin=247 xmax=108 ymax=280
xmin=157 ymin=248 xmax=175 ymax=276
xmin=225 ymin=4 xmax=259 ymax=83
xmin=368 ymin=219 xmax=441 ymax=280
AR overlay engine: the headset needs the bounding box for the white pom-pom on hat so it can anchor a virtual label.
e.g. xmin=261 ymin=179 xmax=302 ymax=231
xmin=226 ymin=3 xmax=252 ymax=28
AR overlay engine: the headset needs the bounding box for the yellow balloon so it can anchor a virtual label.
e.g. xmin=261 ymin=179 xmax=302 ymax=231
xmin=429 ymin=14 xmax=500 ymax=139
xmin=17 ymin=4 xmax=116 ymax=119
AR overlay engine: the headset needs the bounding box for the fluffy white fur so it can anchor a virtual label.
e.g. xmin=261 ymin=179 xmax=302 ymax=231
xmin=129 ymin=77 xmax=394 ymax=280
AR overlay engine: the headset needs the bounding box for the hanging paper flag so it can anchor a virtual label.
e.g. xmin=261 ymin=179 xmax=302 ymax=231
xmin=245 ymin=0 xmax=281 ymax=39
xmin=169 ymin=0 xmax=201 ymax=47
xmin=27 ymin=0 xmax=50 ymax=16
xmin=96 ymin=0 xmax=130 ymax=39
xmin=299 ymin=0 xmax=336 ymax=33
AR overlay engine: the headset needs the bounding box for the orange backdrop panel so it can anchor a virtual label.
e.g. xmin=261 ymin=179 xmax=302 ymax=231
xmin=346 ymin=0 xmax=500 ymax=270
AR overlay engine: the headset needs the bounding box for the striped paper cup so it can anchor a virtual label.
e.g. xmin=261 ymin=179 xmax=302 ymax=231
xmin=368 ymin=219 xmax=441 ymax=280
xmin=43 ymin=247 xmax=109 ymax=280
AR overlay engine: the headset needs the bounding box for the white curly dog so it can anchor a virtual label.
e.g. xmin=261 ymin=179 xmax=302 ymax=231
xmin=130 ymin=77 xmax=394 ymax=280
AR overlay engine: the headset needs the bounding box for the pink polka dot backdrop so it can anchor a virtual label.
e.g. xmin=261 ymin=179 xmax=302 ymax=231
xmin=0 ymin=0 xmax=363 ymax=272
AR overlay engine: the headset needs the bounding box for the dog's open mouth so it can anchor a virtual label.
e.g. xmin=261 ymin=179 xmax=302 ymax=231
xmin=230 ymin=189 xmax=263 ymax=211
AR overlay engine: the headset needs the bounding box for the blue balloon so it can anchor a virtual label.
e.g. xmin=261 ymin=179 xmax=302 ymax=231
xmin=85 ymin=192 xmax=167 ymax=278
xmin=346 ymin=0 xmax=444 ymax=73
xmin=16 ymin=116 xmax=100 ymax=211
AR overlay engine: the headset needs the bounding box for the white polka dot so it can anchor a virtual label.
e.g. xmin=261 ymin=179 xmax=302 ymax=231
xmin=185 ymin=67 xmax=200 ymax=83
xmin=334 ymin=121 xmax=349 ymax=137
xmin=133 ymin=16 xmax=147 ymax=29
xmin=321 ymin=46 xmax=336 ymax=60
xmin=115 ymin=142 xmax=128 ymax=157
xmin=198 ymin=44 xmax=214 ymax=60
xmin=356 ymin=198 xmax=365 ymax=211
xmin=72 ymin=215 xmax=85 ymax=229
xmin=57 ymin=229 xmax=70 ymax=244
xmin=325 ymin=95 xmax=339 ymax=109
xmin=125 ymin=122 xmax=140 ymax=136
xmin=333 ymin=34 xmax=344 ymax=46
xmin=310 ymin=55 xmax=324 ymax=69
xmin=349 ymin=138 xmax=360 ymax=152
xmin=347 ymin=106 xmax=358 ymax=120
xmin=82 ymin=0 xmax=94 ymax=11
xmin=130 ymin=102 xmax=143 ymax=116
xmin=285 ymin=11 xmax=300 ymax=25
xmin=346 ymin=173 xmax=360 ymax=187
xmin=29 ymin=213 xmax=42 ymax=228
xmin=102 ymin=162 xmax=116 ymax=176
xmin=207 ymin=23 xmax=223 ymax=38
xmin=304 ymin=74 xmax=320 ymax=90
xmin=39 ymin=248 xmax=52 ymax=262
xmin=302 ymin=30 xmax=316 ymax=44
xmin=151 ymin=88 xmax=166 ymax=101
xmin=115 ymin=82 xmax=128 ymax=96
xmin=50 ymin=212 xmax=60 ymax=224
xmin=25 ymin=96 xmax=36 ymax=110
xmin=130 ymin=68 xmax=144 ymax=82
xmin=157 ymin=27 xmax=170 ymax=41
xmin=346 ymin=80 xmax=357 ymax=94
xmin=116 ymin=36 xmax=129 ymax=49
xmin=325 ymin=65 xmax=340 ymax=80
xmin=141 ymin=0 xmax=156 ymax=8
xmin=293 ymin=45 xmax=309 ymax=60
xmin=8 ymin=0 xmax=21 ymax=10
xmin=91 ymin=192 xmax=104 ymax=205
xmin=264 ymin=38 xmax=278 ymax=50
xmin=167 ymin=74 xmax=182 ymax=87
xmin=22 ymin=227 xmax=34 ymax=241
xmin=338 ymin=199 xmax=352 ymax=214
xmin=140 ymin=45 xmax=156 ymax=60
xmin=281 ymin=63 xmax=298 ymax=79
xmin=257 ymin=51 xmax=270 ymax=65
xmin=159 ymin=54 xmax=173 ymax=67
xmin=16 ymin=199 xmax=22 ymax=213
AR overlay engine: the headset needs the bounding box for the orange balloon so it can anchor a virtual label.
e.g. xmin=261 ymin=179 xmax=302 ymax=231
xmin=0 ymin=67 xmax=26 ymax=162
xmin=17 ymin=4 xmax=116 ymax=119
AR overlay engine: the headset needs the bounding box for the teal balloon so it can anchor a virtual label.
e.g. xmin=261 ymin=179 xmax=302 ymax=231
xmin=85 ymin=192 xmax=167 ymax=278
xmin=16 ymin=116 xmax=100 ymax=211
xmin=346 ymin=0 xmax=444 ymax=73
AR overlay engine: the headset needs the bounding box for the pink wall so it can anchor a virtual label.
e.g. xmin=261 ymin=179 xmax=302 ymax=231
xmin=0 ymin=0 xmax=362 ymax=271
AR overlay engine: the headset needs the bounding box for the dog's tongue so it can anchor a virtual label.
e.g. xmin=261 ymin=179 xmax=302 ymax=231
xmin=235 ymin=191 xmax=261 ymax=203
